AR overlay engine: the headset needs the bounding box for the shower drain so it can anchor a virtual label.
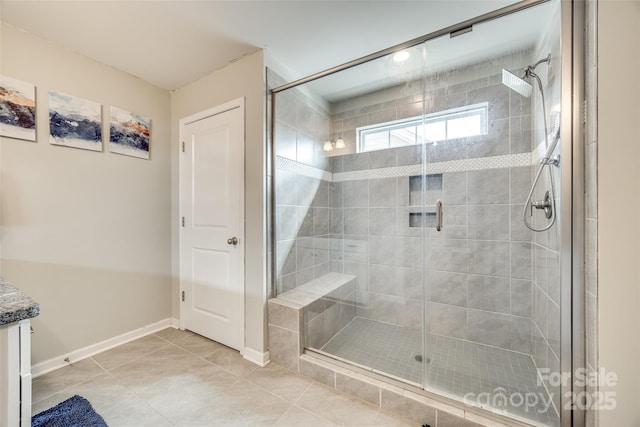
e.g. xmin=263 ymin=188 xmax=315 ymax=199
xmin=414 ymin=354 xmax=431 ymax=363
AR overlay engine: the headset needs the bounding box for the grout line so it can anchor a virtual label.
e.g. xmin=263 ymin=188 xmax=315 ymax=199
xmin=99 ymin=370 xmax=175 ymax=425
xmin=100 ymin=360 xmax=177 ymax=426
xmin=236 ymin=376 xmax=292 ymax=405
xmin=154 ymin=333 xmax=226 ymax=363
xmin=291 ymin=380 xmax=315 ymax=406
xmin=32 ymin=357 xmax=109 ymax=405
xmin=89 ymin=356 xmax=112 ymax=373
xmin=291 ymin=402 xmax=340 ymax=426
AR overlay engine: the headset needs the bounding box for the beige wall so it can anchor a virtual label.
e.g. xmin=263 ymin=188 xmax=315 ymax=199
xmin=0 ymin=24 xmax=268 ymax=364
xmin=171 ymin=50 xmax=268 ymax=356
xmin=0 ymin=24 xmax=173 ymax=363
xmin=597 ymin=1 xmax=640 ymax=426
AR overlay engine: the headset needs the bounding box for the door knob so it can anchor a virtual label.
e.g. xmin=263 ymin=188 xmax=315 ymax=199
xmin=227 ymin=237 xmax=238 ymax=245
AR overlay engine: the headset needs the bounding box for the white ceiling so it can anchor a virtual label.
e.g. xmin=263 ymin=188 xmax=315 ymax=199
xmin=0 ymin=0 xmax=529 ymax=91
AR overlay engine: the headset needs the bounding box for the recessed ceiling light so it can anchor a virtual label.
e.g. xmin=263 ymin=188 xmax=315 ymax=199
xmin=393 ymin=50 xmax=410 ymax=62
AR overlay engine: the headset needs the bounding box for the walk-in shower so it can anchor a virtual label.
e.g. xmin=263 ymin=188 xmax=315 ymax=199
xmin=270 ymin=1 xmax=573 ymax=426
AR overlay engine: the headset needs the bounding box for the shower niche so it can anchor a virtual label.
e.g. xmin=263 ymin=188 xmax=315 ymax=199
xmin=270 ymin=1 xmax=566 ymax=426
xmin=408 ymin=174 xmax=441 ymax=228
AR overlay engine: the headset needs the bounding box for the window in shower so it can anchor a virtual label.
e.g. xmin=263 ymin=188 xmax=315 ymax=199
xmin=357 ymin=102 xmax=488 ymax=152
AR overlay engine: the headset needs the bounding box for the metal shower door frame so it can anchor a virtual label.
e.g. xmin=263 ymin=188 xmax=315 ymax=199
xmin=562 ymin=1 xmax=586 ymax=426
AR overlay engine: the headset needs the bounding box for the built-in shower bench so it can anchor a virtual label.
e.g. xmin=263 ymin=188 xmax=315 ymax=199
xmin=275 ymin=272 xmax=356 ymax=307
xmin=267 ymin=272 xmax=356 ymax=371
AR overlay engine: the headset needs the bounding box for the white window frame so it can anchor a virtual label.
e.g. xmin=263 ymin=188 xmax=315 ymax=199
xmin=356 ymin=102 xmax=489 ymax=153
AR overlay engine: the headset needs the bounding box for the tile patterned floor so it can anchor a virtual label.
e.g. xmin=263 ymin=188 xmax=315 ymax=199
xmin=31 ymin=328 xmax=417 ymax=427
xmin=320 ymin=317 xmax=559 ymax=427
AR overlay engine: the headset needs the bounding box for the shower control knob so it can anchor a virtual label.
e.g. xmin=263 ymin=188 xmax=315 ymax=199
xmin=530 ymin=191 xmax=553 ymax=219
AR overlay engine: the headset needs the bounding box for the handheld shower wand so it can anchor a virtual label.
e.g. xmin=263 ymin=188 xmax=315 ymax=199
xmin=502 ymin=54 xmax=559 ymax=232
xmin=522 ymin=113 xmax=560 ymax=232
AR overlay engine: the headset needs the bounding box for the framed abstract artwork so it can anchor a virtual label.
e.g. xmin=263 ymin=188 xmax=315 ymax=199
xmin=0 ymin=75 xmax=36 ymax=142
xmin=109 ymin=106 xmax=150 ymax=159
xmin=49 ymin=91 xmax=102 ymax=151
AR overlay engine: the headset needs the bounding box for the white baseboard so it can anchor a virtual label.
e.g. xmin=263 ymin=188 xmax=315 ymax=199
xmin=31 ymin=318 xmax=178 ymax=378
xmin=242 ymin=347 xmax=270 ymax=367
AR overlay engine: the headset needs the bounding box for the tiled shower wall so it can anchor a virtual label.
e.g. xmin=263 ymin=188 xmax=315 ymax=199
xmin=326 ymin=64 xmax=540 ymax=356
xmin=272 ymin=72 xmax=334 ymax=295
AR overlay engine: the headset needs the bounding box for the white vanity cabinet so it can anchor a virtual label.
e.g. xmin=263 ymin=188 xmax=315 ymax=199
xmin=0 ymin=278 xmax=39 ymax=427
xmin=0 ymin=319 xmax=32 ymax=427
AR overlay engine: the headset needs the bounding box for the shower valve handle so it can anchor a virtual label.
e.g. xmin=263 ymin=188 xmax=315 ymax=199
xmin=530 ymin=191 xmax=553 ymax=219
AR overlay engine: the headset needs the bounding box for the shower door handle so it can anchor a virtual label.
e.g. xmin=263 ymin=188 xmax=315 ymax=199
xmin=435 ymin=200 xmax=443 ymax=232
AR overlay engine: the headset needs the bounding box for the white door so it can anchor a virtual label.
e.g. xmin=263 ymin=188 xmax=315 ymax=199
xmin=179 ymin=100 xmax=244 ymax=351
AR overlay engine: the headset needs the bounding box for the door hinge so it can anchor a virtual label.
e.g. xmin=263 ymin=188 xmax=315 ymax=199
xmin=181 ymin=216 xmax=185 ymax=227
xmin=182 ymin=141 xmax=185 ymax=152
xmin=181 ymin=291 xmax=185 ymax=302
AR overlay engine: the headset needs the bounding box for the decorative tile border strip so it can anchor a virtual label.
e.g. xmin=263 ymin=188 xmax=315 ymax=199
xmin=333 ymin=152 xmax=532 ymax=182
xmin=276 ymin=151 xmax=535 ymax=183
xmin=275 ymin=156 xmax=332 ymax=181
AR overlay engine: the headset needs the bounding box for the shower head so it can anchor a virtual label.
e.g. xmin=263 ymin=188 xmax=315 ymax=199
xmin=502 ymin=69 xmax=532 ymax=98
xmin=502 ymin=54 xmax=550 ymax=98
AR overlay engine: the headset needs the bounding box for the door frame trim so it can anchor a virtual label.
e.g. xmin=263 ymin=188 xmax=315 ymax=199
xmin=178 ymin=97 xmax=246 ymax=351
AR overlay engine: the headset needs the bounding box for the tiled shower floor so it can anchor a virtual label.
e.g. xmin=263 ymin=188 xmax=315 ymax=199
xmin=320 ymin=317 xmax=559 ymax=426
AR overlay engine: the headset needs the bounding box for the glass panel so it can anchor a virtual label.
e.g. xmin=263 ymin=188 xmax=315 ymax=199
xmin=420 ymin=2 xmax=561 ymax=426
xmin=422 ymin=121 xmax=446 ymax=143
xmin=273 ymin=41 xmax=428 ymax=387
xmin=358 ymin=103 xmax=487 ymax=152
xmin=447 ymin=114 xmax=481 ymax=139
xmin=390 ymin=127 xmax=416 ymax=147
xmin=272 ymin=1 xmax=562 ymax=426
xmin=363 ymin=130 xmax=389 ymax=151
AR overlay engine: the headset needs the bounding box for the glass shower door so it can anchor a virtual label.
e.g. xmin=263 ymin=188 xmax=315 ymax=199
xmin=419 ymin=2 xmax=562 ymax=426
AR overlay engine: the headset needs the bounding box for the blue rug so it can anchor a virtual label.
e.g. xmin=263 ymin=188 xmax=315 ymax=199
xmin=32 ymin=395 xmax=107 ymax=427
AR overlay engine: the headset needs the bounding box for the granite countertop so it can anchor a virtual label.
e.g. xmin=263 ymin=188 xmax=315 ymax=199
xmin=0 ymin=277 xmax=40 ymax=326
